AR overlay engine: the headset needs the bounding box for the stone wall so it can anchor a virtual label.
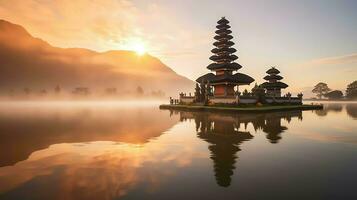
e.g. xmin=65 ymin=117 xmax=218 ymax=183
xmin=209 ymin=96 xmax=237 ymax=104
xmin=179 ymin=95 xmax=302 ymax=105
xmin=180 ymin=96 xmax=195 ymax=104
xmin=265 ymin=97 xmax=301 ymax=104
xmin=239 ymin=98 xmax=257 ymax=104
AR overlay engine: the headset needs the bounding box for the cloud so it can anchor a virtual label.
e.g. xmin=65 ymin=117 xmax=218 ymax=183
xmin=300 ymin=53 xmax=357 ymax=67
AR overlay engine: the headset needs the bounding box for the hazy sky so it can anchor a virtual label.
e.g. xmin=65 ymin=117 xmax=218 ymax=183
xmin=0 ymin=0 xmax=356 ymax=96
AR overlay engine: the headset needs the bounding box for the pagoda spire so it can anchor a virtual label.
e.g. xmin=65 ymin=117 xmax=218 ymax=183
xmin=208 ymin=17 xmax=242 ymax=71
xmin=195 ymin=17 xmax=254 ymax=98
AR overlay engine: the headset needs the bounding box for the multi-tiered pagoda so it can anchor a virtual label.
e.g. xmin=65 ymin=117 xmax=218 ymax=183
xmin=261 ymin=67 xmax=288 ymax=97
xmin=196 ymin=17 xmax=254 ymax=97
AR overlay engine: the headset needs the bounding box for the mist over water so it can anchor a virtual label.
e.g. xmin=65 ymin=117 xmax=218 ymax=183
xmin=0 ymin=101 xmax=356 ymax=199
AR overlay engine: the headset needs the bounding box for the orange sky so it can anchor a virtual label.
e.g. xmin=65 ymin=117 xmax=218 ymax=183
xmin=0 ymin=0 xmax=356 ymax=97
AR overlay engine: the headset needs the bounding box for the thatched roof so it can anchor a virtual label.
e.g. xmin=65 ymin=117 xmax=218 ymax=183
xmin=207 ymin=62 xmax=242 ymax=71
xmin=211 ymin=47 xmax=237 ymax=54
xmin=215 ymin=29 xmax=232 ymax=35
xmin=261 ymin=82 xmax=288 ymax=89
xmin=216 ymin=24 xmax=231 ymax=29
xmin=209 ymin=54 xmax=238 ymax=62
xmin=213 ymin=40 xmax=234 ymax=47
xmin=196 ymin=73 xmax=215 ymax=83
xmin=263 ymin=74 xmax=283 ymax=81
xmin=197 ymin=72 xmax=254 ymax=85
xmin=217 ymin=17 xmax=229 ymax=24
xmin=214 ymin=34 xmax=233 ymax=41
xmin=266 ymin=67 xmax=280 ymax=74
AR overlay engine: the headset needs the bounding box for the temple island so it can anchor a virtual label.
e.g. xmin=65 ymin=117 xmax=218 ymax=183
xmin=160 ymin=17 xmax=322 ymax=112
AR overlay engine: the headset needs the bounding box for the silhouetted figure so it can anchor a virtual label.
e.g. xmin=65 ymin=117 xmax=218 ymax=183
xmin=170 ymin=97 xmax=173 ymax=105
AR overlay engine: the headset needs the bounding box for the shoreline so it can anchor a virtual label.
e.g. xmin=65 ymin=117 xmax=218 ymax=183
xmin=159 ymin=104 xmax=323 ymax=113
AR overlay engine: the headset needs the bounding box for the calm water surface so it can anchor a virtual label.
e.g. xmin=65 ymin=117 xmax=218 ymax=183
xmin=0 ymin=101 xmax=356 ymax=200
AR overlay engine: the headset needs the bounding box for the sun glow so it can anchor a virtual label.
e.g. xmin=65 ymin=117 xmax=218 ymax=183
xmin=123 ymin=38 xmax=147 ymax=56
xmin=133 ymin=42 xmax=146 ymax=55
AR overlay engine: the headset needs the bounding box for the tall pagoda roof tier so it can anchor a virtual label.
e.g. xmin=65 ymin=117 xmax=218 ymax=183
xmin=263 ymin=74 xmax=283 ymax=81
xmin=216 ymin=24 xmax=231 ymax=29
xmin=196 ymin=73 xmax=215 ymax=83
xmin=197 ymin=72 xmax=254 ymax=85
xmin=207 ymin=63 xmax=242 ymax=71
xmin=261 ymin=82 xmax=288 ymax=89
xmin=266 ymin=67 xmax=280 ymax=74
xmin=213 ymin=40 xmax=235 ymax=47
xmin=217 ymin=17 xmax=229 ymax=24
xmin=209 ymin=54 xmax=238 ymax=62
xmin=211 ymin=47 xmax=237 ymax=54
xmin=215 ymin=29 xmax=232 ymax=35
xmin=214 ymin=34 xmax=233 ymax=41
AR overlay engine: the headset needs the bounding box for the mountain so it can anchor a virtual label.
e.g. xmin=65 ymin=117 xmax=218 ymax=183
xmin=0 ymin=19 xmax=194 ymax=96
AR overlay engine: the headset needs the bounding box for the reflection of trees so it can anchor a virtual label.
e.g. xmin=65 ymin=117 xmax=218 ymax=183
xmin=314 ymin=103 xmax=343 ymax=117
xmin=346 ymin=104 xmax=357 ymax=119
xmin=176 ymin=110 xmax=303 ymax=187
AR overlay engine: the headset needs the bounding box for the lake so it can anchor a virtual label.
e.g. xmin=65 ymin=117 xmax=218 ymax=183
xmin=0 ymin=101 xmax=356 ymax=200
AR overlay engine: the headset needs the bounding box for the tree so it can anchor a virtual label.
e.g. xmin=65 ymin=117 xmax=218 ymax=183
xmin=346 ymin=81 xmax=357 ymax=99
xmin=312 ymin=82 xmax=330 ymax=99
xmin=324 ymin=90 xmax=343 ymax=100
xmin=24 ymin=88 xmax=31 ymax=95
xmin=55 ymin=85 xmax=61 ymax=94
xmin=200 ymin=82 xmax=206 ymax=103
xmin=136 ymin=86 xmax=144 ymax=95
xmin=194 ymin=83 xmax=201 ymax=102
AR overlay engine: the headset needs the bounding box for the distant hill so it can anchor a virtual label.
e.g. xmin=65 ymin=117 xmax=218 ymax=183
xmin=0 ymin=19 xmax=194 ymax=96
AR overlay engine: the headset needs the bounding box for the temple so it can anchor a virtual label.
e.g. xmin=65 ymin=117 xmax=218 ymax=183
xmin=196 ymin=17 xmax=254 ymax=100
xmin=261 ymin=67 xmax=288 ymax=97
xmin=177 ymin=17 xmax=304 ymax=105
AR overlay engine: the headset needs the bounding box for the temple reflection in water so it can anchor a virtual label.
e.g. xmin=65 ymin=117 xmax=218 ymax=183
xmin=171 ymin=110 xmax=303 ymax=187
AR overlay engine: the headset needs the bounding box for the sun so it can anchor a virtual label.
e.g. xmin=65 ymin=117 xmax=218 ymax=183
xmin=132 ymin=42 xmax=146 ymax=56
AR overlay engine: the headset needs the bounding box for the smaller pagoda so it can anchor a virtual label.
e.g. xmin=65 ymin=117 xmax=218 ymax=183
xmin=261 ymin=67 xmax=288 ymax=97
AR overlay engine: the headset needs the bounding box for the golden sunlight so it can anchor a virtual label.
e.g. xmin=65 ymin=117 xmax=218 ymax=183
xmin=133 ymin=42 xmax=146 ymax=55
xmin=124 ymin=38 xmax=147 ymax=56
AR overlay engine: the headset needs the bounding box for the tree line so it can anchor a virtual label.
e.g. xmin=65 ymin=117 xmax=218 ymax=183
xmin=312 ymin=80 xmax=357 ymax=100
xmin=5 ymin=85 xmax=165 ymax=98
